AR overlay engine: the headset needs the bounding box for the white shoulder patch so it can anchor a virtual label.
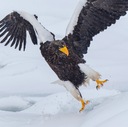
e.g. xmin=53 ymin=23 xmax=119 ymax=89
xmin=17 ymin=11 xmax=54 ymax=43
xmin=66 ymin=0 xmax=87 ymax=35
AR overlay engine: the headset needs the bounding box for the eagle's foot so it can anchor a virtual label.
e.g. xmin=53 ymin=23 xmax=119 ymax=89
xmin=79 ymin=99 xmax=90 ymax=112
xmin=96 ymin=79 xmax=108 ymax=90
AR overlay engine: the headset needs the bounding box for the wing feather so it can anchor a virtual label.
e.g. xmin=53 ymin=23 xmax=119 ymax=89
xmin=10 ymin=24 xmax=19 ymax=47
xmin=65 ymin=0 xmax=128 ymax=57
xmin=0 ymin=24 xmax=6 ymax=32
xmin=23 ymin=27 xmax=27 ymax=50
xmin=0 ymin=11 xmax=37 ymax=50
xmin=0 ymin=11 xmax=55 ymax=50
xmin=3 ymin=23 xmax=18 ymax=45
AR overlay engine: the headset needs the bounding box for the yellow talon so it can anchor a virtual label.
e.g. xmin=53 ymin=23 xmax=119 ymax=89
xmin=79 ymin=99 xmax=90 ymax=112
xmin=96 ymin=79 xmax=108 ymax=90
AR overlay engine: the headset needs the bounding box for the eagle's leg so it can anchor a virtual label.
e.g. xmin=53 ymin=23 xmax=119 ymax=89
xmin=96 ymin=79 xmax=108 ymax=90
xmin=62 ymin=81 xmax=89 ymax=112
xmin=79 ymin=99 xmax=90 ymax=112
xmin=78 ymin=64 xmax=108 ymax=90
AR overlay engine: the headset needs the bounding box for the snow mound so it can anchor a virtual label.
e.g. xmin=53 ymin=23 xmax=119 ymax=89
xmin=81 ymin=92 xmax=128 ymax=127
xmin=0 ymin=96 xmax=34 ymax=112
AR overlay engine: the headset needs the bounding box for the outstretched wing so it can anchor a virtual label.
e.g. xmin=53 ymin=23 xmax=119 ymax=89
xmin=0 ymin=11 xmax=55 ymax=50
xmin=65 ymin=0 xmax=128 ymax=57
xmin=0 ymin=11 xmax=37 ymax=50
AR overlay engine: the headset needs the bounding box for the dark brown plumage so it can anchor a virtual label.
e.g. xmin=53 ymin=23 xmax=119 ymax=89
xmin=40 ymin=40 xmax=86 ymax=88
xmin=0 ymin=0 xmax=128 ymax=111
xmin=65 ymin=0 xmax=128 ymax=57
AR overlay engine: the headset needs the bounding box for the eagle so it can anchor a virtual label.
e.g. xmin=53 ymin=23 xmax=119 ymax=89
xmin=0 ymin=0 xmax=128 ymax=112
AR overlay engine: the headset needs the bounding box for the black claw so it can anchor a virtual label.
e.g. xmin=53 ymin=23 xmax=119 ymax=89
xmin=96 ymin=86 xmax=99 ymax=90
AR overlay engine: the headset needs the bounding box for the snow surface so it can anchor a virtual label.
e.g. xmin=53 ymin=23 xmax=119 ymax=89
xmin=0 ymin=0 xmax=128 ymax=127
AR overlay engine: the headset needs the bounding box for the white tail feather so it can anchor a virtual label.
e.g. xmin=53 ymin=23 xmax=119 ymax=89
xmin=51 ymin=80 xmax=64 ymax=86
xmin=52 ymin=80 xmax=82 ymax=101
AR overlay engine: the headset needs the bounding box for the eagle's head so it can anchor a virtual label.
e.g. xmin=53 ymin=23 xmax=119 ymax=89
xmin=40 ymin=40 xmax=69 ymax=61
xmin=46 ymin=40 xmax=69 ymax=56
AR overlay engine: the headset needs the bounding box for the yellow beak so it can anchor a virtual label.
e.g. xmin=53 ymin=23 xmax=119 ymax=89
xmin=59 ymin=46 xmax=69 ymax=56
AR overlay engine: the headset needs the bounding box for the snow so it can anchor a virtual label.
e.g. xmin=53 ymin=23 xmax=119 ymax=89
xmin=0 ymin=96 xmax=33 ymax=112
xmin=0 ymin=0 xmax=128 ymax=127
